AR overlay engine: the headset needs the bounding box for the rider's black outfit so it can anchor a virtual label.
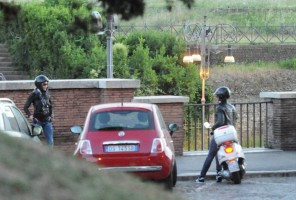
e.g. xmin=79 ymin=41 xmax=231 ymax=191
xmin=24 ymin=75 xmax=54 ymax=146
xmin=24 ymin=89 xmax=52 ymax=122
xmin=197 ymin=87 xmax=237 ymax=183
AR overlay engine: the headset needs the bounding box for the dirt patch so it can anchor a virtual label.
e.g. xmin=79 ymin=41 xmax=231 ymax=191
xmin=207 ymin=67 xmax=296 ymax=103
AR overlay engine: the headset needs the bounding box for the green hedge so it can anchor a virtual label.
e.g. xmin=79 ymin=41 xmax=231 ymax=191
xmin=0 ymin=0 xmax=213 ymax=103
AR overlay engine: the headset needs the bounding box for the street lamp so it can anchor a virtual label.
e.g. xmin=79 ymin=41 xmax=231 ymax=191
xmin=183 ymin=16 xmax=236 ymax=149
xmin=106 ymin=14 xmax=114 ymax=78
xmin=93 ymin=12 xmax=117 ymax=78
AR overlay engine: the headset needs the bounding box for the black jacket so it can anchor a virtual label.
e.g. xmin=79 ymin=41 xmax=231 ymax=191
xmin=212 ymin=101 xmax=237 ymax=131
xmin=24 ymin=88 xmax=53 ymax=122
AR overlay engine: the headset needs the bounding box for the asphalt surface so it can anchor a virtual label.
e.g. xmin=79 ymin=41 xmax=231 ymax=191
xmin=176 ymin=148 xmax=296 ymax=181
xmin=174 ymin=176 xmax=296 ymax=200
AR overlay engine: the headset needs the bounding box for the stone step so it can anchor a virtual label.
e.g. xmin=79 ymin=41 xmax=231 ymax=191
xmin=0 ymin=43 xmax=30 ymax=80
xmin=1 ymin=74 xmax=30 ymax=80
xmin=0 ymin=57 xmax=12 ymax=62
xmin=0 ymin=70 xmax=26 ymax=75
xmin=0 ymin=62 xmax=13 ymax=67
xmin=0 ymin=51 xmax=10 ymax=56
xmin=0 ymin=66 xmax=17 ymax=71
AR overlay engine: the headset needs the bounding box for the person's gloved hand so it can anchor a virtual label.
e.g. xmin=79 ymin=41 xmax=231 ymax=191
xmin=210 ymin=131 xmax=214 ymax=136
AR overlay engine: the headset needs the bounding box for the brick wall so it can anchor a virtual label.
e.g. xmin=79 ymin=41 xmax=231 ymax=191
xmin=260 ymin=92 xmax=296 ymax=150
xmin=0 ymin=79 xmax=189 ymax=155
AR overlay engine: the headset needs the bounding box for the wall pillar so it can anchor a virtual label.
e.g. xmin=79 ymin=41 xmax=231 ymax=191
xmin=260 ymin=92 xmax=296 ymax=150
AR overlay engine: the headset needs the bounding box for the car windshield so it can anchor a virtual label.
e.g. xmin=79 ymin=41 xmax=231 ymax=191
xmin=89 ymin=110 xmax=155 ymax=131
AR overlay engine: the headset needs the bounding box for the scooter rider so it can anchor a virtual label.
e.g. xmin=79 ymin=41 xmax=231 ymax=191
xmin=24 ymin=75 xmax=54 ymax=147
xmin=196 ymin=86 xmax=237 ymax=183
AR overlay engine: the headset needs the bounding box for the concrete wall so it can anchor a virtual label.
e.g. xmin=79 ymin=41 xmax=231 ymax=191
xmin=260 ymin=92 xmax=296 ymax=150
xmin=0 ymin=79 xmax=189 ymax=155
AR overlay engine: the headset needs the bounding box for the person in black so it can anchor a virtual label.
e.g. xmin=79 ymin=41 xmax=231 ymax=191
xmin=196 ymin=86 xmax=237 ymax=183
xmin=24 ymin=75 xmax=54 ymax=147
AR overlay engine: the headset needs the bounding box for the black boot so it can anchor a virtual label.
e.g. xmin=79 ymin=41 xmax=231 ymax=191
xmin=216 ymin=170 xmax=222 ymax=183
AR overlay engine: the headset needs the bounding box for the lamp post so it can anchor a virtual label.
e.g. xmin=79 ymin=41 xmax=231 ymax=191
xmin=183 ymin=16 xmax=236 ymax=149
xmin=93 ymin=12 xmax=116 ymax=79
xmin=106 ymin=14 xmax=114 ymax=78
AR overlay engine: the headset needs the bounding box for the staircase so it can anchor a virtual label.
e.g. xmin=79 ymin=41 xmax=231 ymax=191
xmin=0 ymin=43 xmax=30 ymax=80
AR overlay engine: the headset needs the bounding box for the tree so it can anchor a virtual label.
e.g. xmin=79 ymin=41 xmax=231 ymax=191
xmin=98 ymin=0 xmax=194 ymax=20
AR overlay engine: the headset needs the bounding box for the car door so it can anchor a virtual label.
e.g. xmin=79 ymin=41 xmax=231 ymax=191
xmin=10 ymin=105 xmax=32 ymax=136
xmin=1 ymin=105 xmax=31 ymax=139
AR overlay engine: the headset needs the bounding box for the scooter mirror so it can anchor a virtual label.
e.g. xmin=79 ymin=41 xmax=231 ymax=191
xmin=204 ymin=122 xmax=211 ymax=129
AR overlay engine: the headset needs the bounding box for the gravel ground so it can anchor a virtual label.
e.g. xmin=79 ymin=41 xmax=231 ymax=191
xmin=208 ymin=67 xmax=296 ymax=103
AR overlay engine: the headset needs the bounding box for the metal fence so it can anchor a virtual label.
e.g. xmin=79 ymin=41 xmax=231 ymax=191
xmin=114 ymin=24 xmax=296 ymax=45
xmin=183 ymin=101 xmax=272 ymax=151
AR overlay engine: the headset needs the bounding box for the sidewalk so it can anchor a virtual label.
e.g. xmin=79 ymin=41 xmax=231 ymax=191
xmin=176 ymin=148 xmax=296 ymax=181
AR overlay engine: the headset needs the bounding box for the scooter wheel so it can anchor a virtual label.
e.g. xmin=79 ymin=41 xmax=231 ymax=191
xmin=232 ymin=171 xmax=241 ymax=184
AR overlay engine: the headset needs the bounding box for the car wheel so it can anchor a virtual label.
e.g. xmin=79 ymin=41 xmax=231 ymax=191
xmin=172 ymin=160 xmax=177 ymax=187
xmin=164 ymin=170 xmax=173 ymax=191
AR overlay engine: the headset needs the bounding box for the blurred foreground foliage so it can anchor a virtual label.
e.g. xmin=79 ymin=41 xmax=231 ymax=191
xmin=0 ymin=132 xmax=184 ymax=200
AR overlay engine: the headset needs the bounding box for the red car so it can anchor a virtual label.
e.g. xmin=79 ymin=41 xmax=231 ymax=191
xmin=71 ymin=102 xmax=179 ymax=190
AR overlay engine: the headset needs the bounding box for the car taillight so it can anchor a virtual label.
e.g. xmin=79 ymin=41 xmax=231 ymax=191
xmin=78 ymin=140 xmax=93 ymax=155
xmin=151 ymin=138 xmax=164 ymax=153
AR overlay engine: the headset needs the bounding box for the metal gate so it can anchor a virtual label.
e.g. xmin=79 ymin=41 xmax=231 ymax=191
xmin=184 ymin=101 xmax=272 ymax=151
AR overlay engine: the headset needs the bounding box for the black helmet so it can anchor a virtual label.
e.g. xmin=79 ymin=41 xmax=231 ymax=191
xmin=34 ymin=75 xmax=49 ymax=89
xmin=214 ymin=86 xmax=231 ymax=101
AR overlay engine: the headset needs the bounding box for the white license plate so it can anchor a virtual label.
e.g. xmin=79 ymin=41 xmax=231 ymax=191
xmin=105 ymin=145 xmax=138 ymax=152
xmin=228 ymin=161 xmax=240 ymax=172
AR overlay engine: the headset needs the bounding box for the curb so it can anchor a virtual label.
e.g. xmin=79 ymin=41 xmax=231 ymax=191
xmin=182 ymin=148 xmax=283 ymax=156
xmin=177 ymin=170 xmax=296 ymax=181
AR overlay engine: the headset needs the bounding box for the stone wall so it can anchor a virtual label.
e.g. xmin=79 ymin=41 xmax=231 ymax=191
xmin=210 ymin=45 xmax=296 ymax=65
xmin=260 ymin=92 xmax=296 ymax=150
xmin=0 ymin=79 xmax=189 ymax=155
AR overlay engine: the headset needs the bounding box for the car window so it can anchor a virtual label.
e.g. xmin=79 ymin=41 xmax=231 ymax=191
xmin=2 ymin=105 xmax=20 ymax=132
xmin=90 ymin=110 xmax=155 ymax=131
xmin=11 ymin=106 xmax=31 ymax=136
xmin=155 ymin=106 xmax=167 ymax=130
xmin=1 ymin=112 xmax=14 ymax=131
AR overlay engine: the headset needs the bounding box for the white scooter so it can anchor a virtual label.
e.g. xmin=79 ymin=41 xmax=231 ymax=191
xmin=204 ymin=122 xmax=246 ymax=184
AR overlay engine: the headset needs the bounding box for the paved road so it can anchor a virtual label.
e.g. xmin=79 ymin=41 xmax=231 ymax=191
xmin=176 ymin=149 xmax=296 ymax=180
xmin=174 ymin=176 xmax=296 ymax=200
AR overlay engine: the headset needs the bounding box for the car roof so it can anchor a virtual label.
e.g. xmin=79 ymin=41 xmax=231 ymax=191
xmin=90 ymin=102 xmax=156 ymax=112
xmin=0 ymin=98 xmax=15 ymax=106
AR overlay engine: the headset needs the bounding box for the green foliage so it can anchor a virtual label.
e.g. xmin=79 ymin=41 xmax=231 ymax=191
xmin=128 ymin=39 xmax=158 ymax=96
xmin=1 ymin=0 xmax=103 ymax=78
xmin=113 ymin=43 xmax=130 ymax=78
xmin=279 ymin=58 xmax=296 ymax=69
xmin=121 ymin=31 xmax=184 ymax=58
xmin=0 ymin=1 xmax=214 ymax=103
xmin=118 ymin=31 xmax=212 ymax=103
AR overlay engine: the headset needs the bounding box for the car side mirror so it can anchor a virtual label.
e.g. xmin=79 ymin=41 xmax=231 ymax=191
xmin=70 ymin=126 xmax=83 ymax=135
xmin=168 ymin=123 xmax=179 ymax=136
xmin=31 ymin=124 xmax=43 ymax=136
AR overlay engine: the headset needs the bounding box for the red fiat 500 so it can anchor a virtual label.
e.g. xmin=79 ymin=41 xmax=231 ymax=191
xmin=71 ymin=102 xmax=179 ymax=190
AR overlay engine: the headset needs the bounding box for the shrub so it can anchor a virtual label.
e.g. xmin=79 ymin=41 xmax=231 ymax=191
xmin=1 ymin=0 xmax=103 ymax=78
xmin=279 ymin=58 xmax=296 ymax=70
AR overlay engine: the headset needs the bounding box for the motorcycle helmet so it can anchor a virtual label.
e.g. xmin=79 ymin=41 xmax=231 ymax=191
xmin=31 ymin=123 xmax=43 ymax=136
xmin=34 ymin=75 xmax=49 ymax=90
xmin=213 ymin=86 xmax=231 ymax=102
